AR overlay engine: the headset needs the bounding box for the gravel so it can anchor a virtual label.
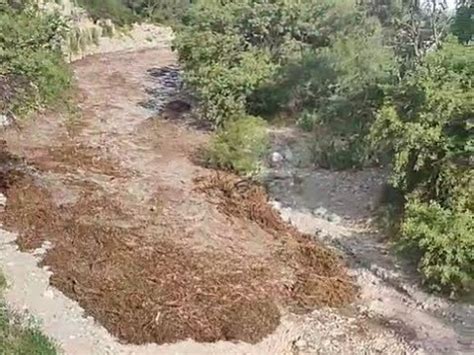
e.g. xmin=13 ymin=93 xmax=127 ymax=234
xmin=266 ymin=127 xmax=474 ymax=354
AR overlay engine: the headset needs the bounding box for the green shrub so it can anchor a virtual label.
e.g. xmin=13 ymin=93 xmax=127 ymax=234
xmin=77 ymin=0 xmax=191 ymax=26
xmin=174 ymin=0 xmax=367 ymax=127
xmin=128 ymin=0 xmax=191 ymax=24
xmin=175 ymin=20 xmax=277 ymax=126
xmin=370 ymin=38 xmax=473 ymax=202
xmin=205 ymin=116 xmax=269 ymax=175
xmin=77 ymin=0 xmax=136 ymax=26
xmin=0 ymin=303 xmax=57 ymax=355
xmin=175 ymin=0 xmax=395 ymax=168
xmin=310 ymin=135 xmax=368 ymax=170
xmin=370 ymin=37 xmax=473 ymax=294
xmin=11 ymin=50 xmax=72 ymax=105
xmin=400 ymin=199 xmax=474 ymax=294
xmin=451 ymin=4 xmax=473 ymax=45
xmin=0 ymin=2 xmax=71 ymax=116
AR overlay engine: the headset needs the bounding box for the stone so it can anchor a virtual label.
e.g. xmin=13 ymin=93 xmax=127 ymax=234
xmin=328 ymin=213 xmax=342 ymax=224
xmin=313 ymin=207 xmax=328 ymax=218
xmin=295 ymin=339 xmax=308 ymax=348
xmin=265 ymin=170 xmax=292 ymax=180
xmin=0 ymin=193 xmax=6 ymax=207
xmin=271 ymin=152 xmax=284 ymax=164
xmin=33 ymin=248 xmax=46 ymax=256
xmin=270 ymin=200 xmax=282 ymax=210
xmin=0 ymin=115 xmax=9 ymax=128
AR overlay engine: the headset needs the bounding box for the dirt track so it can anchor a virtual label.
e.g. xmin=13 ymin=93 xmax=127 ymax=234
xmin=0 ymin=47 xmax=355 ymax=346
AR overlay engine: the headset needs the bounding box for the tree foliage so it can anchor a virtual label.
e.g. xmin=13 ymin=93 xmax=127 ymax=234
xmin=76 ymin=0 xmax=192 ymax=25
xmin=175 ymin=0 xmax=392 ymax=134
xmin=370 ymin=37 xmax=473 ymax=293
xmin=204 ymin=115 xmax=269 ymax=175
xmin=0 ymin=1 xmax=72 ymax=116
xmin=451 ymin=3 xmax=473 ymax=44
xmin=175 ymin=0 xmax=473 ymax=294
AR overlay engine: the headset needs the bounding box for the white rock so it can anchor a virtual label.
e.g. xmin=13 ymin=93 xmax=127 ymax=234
xmin=295 ymin=339 xmax=308 ymax=348
xmin=270 ymin=200 xmax=282 ymax=210
xmin=0 ymin=115 xmax=10 ymax=128
xmin=313 ymin=206 xmax=328 ymax=217
xmin=0 ymin=193 xmax=6 ymax=207
xmin=328 ymin=213 xmax=342 ymax=224
xmin=271 ymin=152 xmax=284 ymax=164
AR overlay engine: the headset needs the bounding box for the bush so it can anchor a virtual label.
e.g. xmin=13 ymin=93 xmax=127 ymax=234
xmin=451 ymin=4 xmax=473 ymax=45
xmin=275 ymin=24 xmax=395 ymax=169
xmin=0 ymin=2 xmax=72 ymax=116
xmin=174 ymin=0 xmax=364 ymax=126
xmin=175 ymin=19 xmax=277 ymax=126
xmin=370 ymin=37 xmax=473 ymax=294
xmin=76 ymin=0 xmax=136 ymax=26
xmin=126 ymin=0 xmax=191 ymax=24
xmin=77 ymin=0 xmax=192 ymax=26
xmin=310 ymin=135 xmax=368 ymax=170
xmin=400 ymin=199 xmax=474 ymax=294
xmin=175 ymin=0 xmax=395 ymax=169
xmin=204 ymin=116 xmax=269 ymax=175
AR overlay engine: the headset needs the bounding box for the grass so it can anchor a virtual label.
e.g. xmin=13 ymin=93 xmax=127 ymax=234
xmin=0 ymin=271 xmax=57 ymax=355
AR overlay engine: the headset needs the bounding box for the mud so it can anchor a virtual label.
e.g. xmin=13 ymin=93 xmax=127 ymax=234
xmin=0 ymin=47 xmax=354 ymax=346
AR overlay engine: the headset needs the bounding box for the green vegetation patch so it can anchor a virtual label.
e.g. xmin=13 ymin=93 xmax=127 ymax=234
xmin=204 ymin=116 xmax=269 ymax=175
xmin=0 ymin=270 xmax=57 ymax=355
xmin=0 ymin=1 xmax=72 ymax=118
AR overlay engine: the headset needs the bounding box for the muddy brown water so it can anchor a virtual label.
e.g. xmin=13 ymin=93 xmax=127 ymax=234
xmin=0 ymin=48 xmax=355 ymax=345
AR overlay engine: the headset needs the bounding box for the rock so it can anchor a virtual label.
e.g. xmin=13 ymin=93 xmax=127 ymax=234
xmin=33 ymin=248 xmax=46 ymax=256
xmin=0 ymin=193 xmax=6 ymax=207
xmin=271 ymin=152 xmax=284 ymax=164
xmin=295 ymin=338 xmax=308 ymax=348
xmin=270 ymin=200 xmax=282 ymax=210
xmin=328 ymin=213 xmax=342 ymax=224
xmin=0 ymin=114 xmax=10 ymax=128
xmin=313 ymin=207 xmax=329 ymax=218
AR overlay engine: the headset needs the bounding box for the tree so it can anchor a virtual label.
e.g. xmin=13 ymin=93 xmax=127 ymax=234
xmin=451 ymin=2 xmax=473 ymax=44
xmin=369 ymin=37 xmax=473 ymax=293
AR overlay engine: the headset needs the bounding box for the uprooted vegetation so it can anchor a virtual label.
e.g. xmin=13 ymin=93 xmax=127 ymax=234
xmin=0 ymin=165 xmax=355 ymax=344
xmin=195 ymin=173 xmax=356 ymax=309
xmin=0 ymin=39 xmax=356 ymax=342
